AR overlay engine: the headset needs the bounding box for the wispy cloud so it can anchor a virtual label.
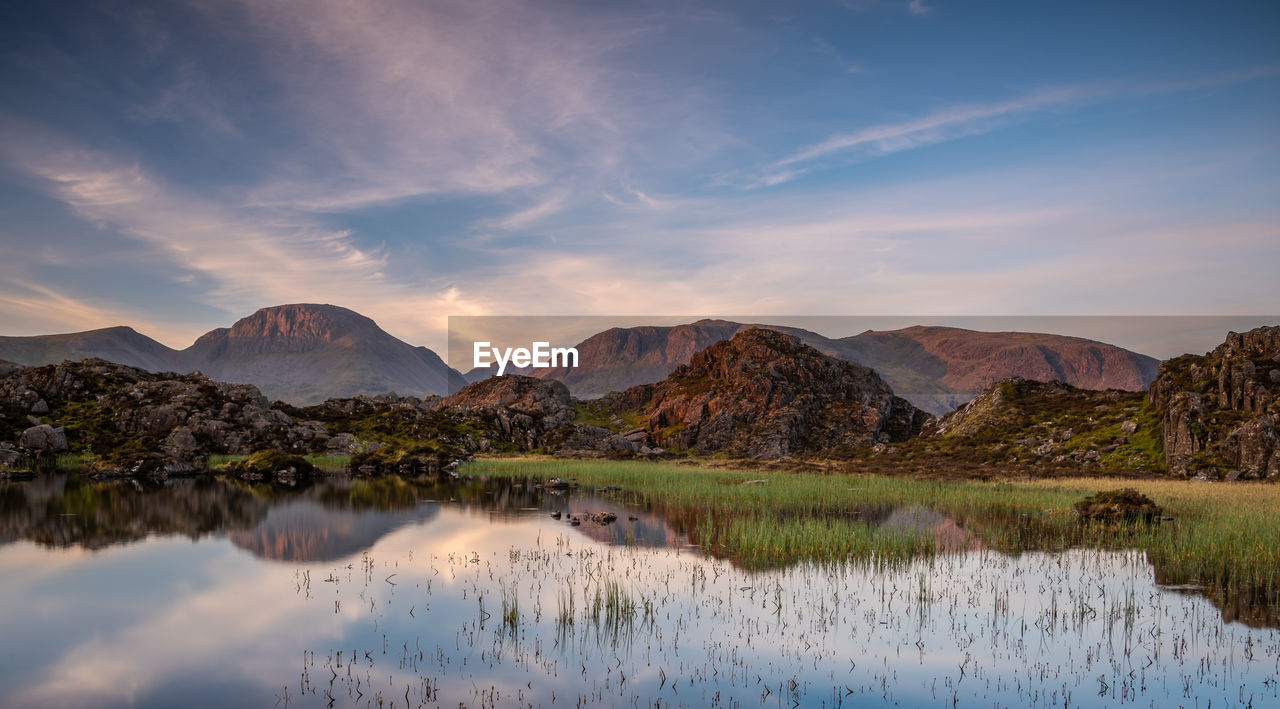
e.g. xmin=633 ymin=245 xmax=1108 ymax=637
xmin=907 ymin=0 xmax=933 ymax=16
xmin=482 ymin=193 xmax=570 ymax=232
xmin=770 ymin=86 xmax=1093 ymax=173
xmin=0 ymin=124 xmax=491 ymax=348
xmin=762 ymin=64 xmax=1280 ymax=186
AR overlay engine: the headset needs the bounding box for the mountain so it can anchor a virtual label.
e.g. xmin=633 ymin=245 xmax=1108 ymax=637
xmin=511 ymin=319 xmax=1154 ymax=416
xmin=523 ymin=319 xmax=743 ymax=395
xmin=608 ymin=328 xmax=930 ymax=458
xmin=183 ymin=304 xmax=464 ymax=404
xmin=0 ymin=304 xmax=464 ymax=405
xmin=0 ymin=326 xmax=181 ymax=372
xmin=840 ymin=326 xmax=1160 ymax=415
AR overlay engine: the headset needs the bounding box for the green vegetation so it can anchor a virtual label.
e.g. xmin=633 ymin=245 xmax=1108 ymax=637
xmin=207 ymin=453 xmax=350 ymax=474
xmin=465 ymin=458 xmax=1280 ymax=620
xmin=571 ymin=400 xmax=647 ymax=431
xmin=217 ymin=449 xmax=314 ymax=477
xmin=900 ymin=380 xmax=1165 ymax=471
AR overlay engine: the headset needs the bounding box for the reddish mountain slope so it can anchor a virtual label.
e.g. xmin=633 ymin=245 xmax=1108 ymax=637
xmin=840 ymin=326 xmax=1158 ymax=412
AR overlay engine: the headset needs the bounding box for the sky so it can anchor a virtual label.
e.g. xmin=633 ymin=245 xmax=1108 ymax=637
xmin=1 ymin=0 xmax=1278 ymax=353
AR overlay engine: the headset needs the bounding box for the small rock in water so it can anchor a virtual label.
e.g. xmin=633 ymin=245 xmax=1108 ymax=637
xmin=1073 ymin=488 xmax=1163 ymax=522
xmin=584 ymin=511 xmax=617 ymax=525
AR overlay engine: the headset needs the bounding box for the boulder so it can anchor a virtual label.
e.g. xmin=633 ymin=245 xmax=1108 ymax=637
xmin=163 ymin=426 xmax=200 ymax=457
xmin=20 ymin=424 xmax=67 ymax=453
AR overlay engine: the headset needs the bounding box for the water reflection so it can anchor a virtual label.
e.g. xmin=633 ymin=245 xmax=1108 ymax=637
xmin=0 ymin=474 xmax=1276 ymax=708
xmin=0 ymin=474 xmax=693 ymax=562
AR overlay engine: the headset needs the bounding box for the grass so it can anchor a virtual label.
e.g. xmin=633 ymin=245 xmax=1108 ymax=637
xmin=464 ymin=457 xmax=1280 ymax=620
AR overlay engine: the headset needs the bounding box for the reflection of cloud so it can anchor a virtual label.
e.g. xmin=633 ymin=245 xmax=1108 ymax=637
xmin=2 ymin=507 xmax=1274 ymax=706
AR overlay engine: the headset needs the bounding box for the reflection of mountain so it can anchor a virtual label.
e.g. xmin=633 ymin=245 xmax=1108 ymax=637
xmin=0 ymin=474 xmax=438 ymax=562
xmin=226 ymin=500 xmax=437 ymax=562
xmin=880 ymin=506 xmax=980 ymax=552
xmin=0 ymin=475 xmax=268 ymax=550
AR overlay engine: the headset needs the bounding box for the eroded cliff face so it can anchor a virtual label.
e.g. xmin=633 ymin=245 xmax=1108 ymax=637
xmin=617 ymin=328 xmax=930 ymax=458
xmin=1149 ymin=327 xmax=1280 ymax=479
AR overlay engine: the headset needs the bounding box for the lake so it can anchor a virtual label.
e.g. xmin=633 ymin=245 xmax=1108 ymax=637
xmin=0 ymin=472 xmax=1276 ymax=708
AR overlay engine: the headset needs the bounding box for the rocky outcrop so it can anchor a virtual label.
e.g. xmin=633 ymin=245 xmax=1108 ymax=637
xmin=1149 ymin=326 xmax=1280 ymax=479
xmin=915 ymin=378 xmax=1162 ymax=471
xmin=0 ymin=359 xmax=338 ymax=476
xmin=615 ymin=329 xmax=930 ymax=458
xmin=438 ymin=375 xmax=576 ymax=451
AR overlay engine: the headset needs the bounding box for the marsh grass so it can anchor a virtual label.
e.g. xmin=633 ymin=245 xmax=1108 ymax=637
xmin=466 ymin=458 xmax=1280 ymax=620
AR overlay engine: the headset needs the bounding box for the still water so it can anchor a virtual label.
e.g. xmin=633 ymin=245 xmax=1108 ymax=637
xmin=0 ymin=474 xmax=1276 ymax=708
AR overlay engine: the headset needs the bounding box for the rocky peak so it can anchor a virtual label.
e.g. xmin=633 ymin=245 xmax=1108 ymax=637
xmin=624 ymin=328 xmax=930 ymax=458
xmin=211 ymin=304 xmax=378 ymax=349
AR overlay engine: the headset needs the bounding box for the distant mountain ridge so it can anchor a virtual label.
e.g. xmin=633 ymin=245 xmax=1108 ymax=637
xmin=0 ymin=304 xmax=464 ymax=405
xmin=1 ymin=309 xmax=1158 ymax=413
xmin=840 ymin=326 xmax=1160 ymax=414
xmin=505 ymin=319 xmax=1158 ymax=415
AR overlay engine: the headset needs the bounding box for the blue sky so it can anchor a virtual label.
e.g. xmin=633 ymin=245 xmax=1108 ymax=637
xmin=0 ymin=0 xmax=1277 ymax=351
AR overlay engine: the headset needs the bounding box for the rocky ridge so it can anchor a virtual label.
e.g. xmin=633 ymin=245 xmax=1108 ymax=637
xmin=1149 ymin=326 xmax=1280 ymax=479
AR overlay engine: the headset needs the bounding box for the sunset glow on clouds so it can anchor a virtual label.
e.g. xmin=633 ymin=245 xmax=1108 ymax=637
xmin=0 ymin=1 xmax=1277 ymax=350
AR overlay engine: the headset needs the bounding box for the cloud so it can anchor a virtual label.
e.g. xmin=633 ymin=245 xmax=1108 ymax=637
xmin=482 ymin=193 xmax=570 ymax=232
xmin=210 ymin=0 xmax=630 ymax=212
xmin=907 ymin=0 xmax=933 ymax=16
xmin=763 ymin=64 xmax=1280 ymax=186
xmin=770 ymin=86 xmax=1093 ymax=172
xmin=0 ymin=123 xmax=493 ymax=349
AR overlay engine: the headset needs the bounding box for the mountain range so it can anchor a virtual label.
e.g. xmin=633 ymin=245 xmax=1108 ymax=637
xmin=0 ymin=304 xmax=464 ymax=405
xmin=0 ymin=306 xmax=1158 ymax=414
xmin=512 ymin=319 xmax=1158 ymax=415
